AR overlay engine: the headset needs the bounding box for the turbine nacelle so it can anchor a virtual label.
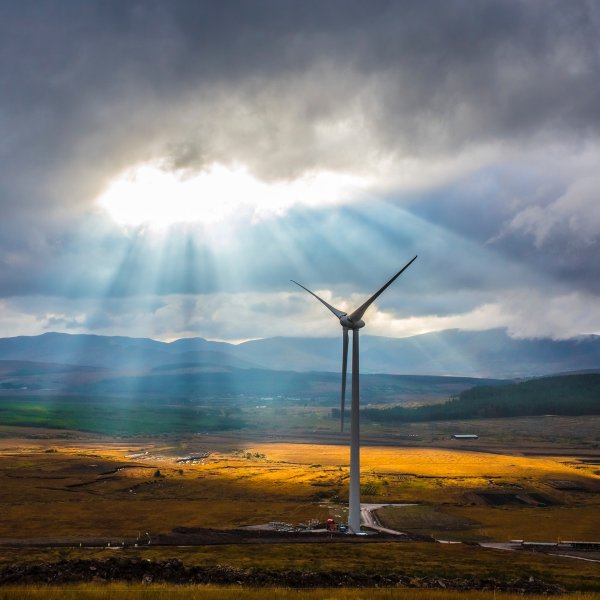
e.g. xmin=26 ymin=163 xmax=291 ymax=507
xmin=340 ymin=315 xmax=365 ymax=329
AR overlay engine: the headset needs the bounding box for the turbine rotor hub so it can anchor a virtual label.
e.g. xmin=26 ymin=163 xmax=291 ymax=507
xmin=340 ymin=315 xmax=365 ymax=330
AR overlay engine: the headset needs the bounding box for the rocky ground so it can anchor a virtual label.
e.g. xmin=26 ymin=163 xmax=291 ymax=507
xmin=0 ymin=557 xmax=565 ymax=594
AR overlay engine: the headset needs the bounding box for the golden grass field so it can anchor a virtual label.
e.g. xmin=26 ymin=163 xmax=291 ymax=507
xmin=0 ymin=586 xmax=598 ymax=600
xmin=0 ymin=428 xmax=599 ymax=594
xmin=0 ymin=436 xmax=598 ymax=539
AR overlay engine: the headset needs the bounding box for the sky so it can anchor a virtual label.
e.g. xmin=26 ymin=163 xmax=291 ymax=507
xmin=1 ymin=0 xmax=599 ymax=343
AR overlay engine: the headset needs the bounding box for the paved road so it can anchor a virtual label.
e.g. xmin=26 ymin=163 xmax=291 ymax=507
xmin=360 ymin=503 xmax=416 ymax=536
xmin=480 ymin=542 xmax=519 ymax=551
xmin=480 ymin=542 xmax=600 ymax=563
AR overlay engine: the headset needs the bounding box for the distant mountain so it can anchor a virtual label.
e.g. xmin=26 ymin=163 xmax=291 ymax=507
xmin=0 ymin=332 xmax=257 ymax=371
xmin=231 ymin=330 xmax=600 ymax=378
xmin=0 ymin=329 xmax=599 ymax=378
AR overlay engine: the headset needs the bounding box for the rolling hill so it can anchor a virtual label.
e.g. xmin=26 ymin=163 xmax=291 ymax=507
xmin=0 ymin=359 xmax=502 ymax=405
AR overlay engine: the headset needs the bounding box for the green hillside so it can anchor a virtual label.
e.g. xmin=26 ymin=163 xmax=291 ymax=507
xmin=362 ymin=374 xmax=600 ymax=423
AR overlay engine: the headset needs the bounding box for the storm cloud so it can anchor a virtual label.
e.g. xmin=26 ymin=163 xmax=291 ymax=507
xmin=1 ymin=0 xmax=599 ymax=341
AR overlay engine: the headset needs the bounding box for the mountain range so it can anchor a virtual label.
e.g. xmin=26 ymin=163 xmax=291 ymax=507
xmin=0 ymin=328 xmax=599 ymax=378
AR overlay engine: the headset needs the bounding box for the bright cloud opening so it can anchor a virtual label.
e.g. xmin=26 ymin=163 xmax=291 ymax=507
xmin=97 ymin=162 xmax=369 ymax=228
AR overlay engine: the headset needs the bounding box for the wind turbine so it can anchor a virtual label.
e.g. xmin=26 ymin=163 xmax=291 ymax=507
xmin=291 ymin=255 xmax=417 ymax=533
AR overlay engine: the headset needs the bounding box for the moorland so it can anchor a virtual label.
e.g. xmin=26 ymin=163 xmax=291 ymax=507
xmin=0 ymin=418 xmax=598 ymax=598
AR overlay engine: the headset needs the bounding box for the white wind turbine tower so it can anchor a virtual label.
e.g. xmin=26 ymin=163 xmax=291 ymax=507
xmin=292 ymin=255 xmax=417 ymax=533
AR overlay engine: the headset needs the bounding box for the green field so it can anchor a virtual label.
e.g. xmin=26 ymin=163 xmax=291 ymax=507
xmin=0 ymin=396 xmax=245 ymax=435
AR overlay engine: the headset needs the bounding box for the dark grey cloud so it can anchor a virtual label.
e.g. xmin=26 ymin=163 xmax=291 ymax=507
xmin=2 ymin=0 xmax=599 ymax=182
xmin=0 ymin=0 xmax=599 ymax=339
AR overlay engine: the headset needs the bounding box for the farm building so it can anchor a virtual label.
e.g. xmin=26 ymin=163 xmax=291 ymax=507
xmin=451 ymin=434 xmax=479 ymax=440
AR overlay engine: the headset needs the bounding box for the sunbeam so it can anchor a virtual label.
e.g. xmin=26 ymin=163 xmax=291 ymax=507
xmin=97 ymin=161 xmax=370 ymax=229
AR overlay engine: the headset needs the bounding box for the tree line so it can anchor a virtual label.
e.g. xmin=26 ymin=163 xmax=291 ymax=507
xmin=354 ymin=374 xmax=600 ymax=423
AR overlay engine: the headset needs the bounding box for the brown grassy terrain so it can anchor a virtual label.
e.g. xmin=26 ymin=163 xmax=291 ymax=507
xmin=444 ymin=505 xmax=600 ymax=542
xmin=376 ymin=504 xmax=600 ymax=542
xmin=0 ymin=450 xmax=329 ymax=537
xmin=0 ymin=434 xmax=598 ymax=540
xmin=0 ymin=586 xmax=597 ymax=600
xmin=1 ymin=542 xmax=599 ymax=588
xmin=368 ymin=414 xmax=600 ymax=450
xmin=0 ymin=427 xmax=598 ymax=593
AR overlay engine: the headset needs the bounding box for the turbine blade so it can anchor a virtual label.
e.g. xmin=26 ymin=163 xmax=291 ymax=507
xmin=290 ymin=280 xmax=347 ymax=318
xmin=348 ymin=255 xmax=417 ymax=322
xmin=341 ymin=327 xmax=349 ymax=432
